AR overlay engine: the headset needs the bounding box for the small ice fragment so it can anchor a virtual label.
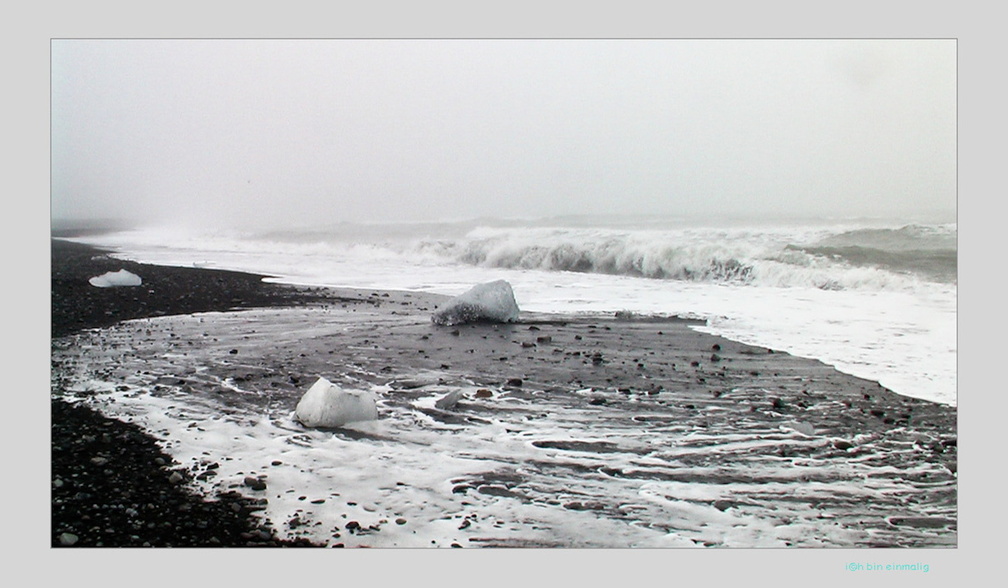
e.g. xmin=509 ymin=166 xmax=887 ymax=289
xmin=432 ymin=280 xmax=520 ymax=326
xmin=295 ymin=376 xmax=378 ymax=428
xmin=434 ymin=389 xmax=464 ymax=410
xmin=783 ymin=421 xmax=815 ymax=436
xmin=88 ymin=269 xmax=142 ymax=288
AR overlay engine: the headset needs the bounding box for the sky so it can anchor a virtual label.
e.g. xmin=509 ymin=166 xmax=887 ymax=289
xmin=50 ymin=39 xmax=956 ymax=229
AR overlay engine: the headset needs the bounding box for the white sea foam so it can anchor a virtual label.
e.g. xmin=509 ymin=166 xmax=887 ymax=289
xmin=67 ymin=216 xmax=957 ymax=406
xmin=52 ymin=306 xmax=954 ymax=547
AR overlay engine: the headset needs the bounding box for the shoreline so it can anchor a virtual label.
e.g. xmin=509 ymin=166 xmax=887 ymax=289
xmin=51 ymin=239 xmax=335 ymax=547
xmin=51 ymin=239 xmax=957 ymax=547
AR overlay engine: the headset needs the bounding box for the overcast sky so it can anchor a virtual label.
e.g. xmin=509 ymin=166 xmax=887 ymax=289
xmin=51 ymin=39 xmax=956 ymax=229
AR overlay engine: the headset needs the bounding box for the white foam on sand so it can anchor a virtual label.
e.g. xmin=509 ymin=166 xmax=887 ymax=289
xmin=52 ymin=308 xmax=953 ymax=548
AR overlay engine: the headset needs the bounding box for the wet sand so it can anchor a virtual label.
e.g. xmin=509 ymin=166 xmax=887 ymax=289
xmin=50 ymin=239 xmax=957 ymax=547
xmin=51 ymin=239 xmax=331 ymax=547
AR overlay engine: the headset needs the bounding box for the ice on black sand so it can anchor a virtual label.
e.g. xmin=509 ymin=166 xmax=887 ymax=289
xmin=295 ymin=376 xmax=378 ymax=428
xmin=88 ymin=269 xmax=142 ymax=288
xmin=431 ymin=280 xmax=520 ymax=326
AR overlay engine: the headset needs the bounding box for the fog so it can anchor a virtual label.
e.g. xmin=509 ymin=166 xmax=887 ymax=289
xmin=51 ymin=39 xmax=956 ymax=230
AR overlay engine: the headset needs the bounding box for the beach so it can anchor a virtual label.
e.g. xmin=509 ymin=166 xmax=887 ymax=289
xmin=50 ymin=238 xmax=957 ymax=548
xmin=51 ymin=239 xmax=332 ymax=546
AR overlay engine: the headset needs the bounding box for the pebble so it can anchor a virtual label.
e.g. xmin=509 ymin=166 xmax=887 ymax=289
xmin=168 ymin=472 xmax=184 ymax=484
xmin=244 ymin=476 xmax=267 ymax=491
xmin=59 ymin=532 xmax=79 ymax=546
xmin=833 ymin=439 xmax=855 ymax=451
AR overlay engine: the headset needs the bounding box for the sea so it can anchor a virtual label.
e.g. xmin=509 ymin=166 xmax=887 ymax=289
xmin=66 ymin=213 xmax=957 ymax=407
xmin=55 ymin=213 xmax=958 ymax=547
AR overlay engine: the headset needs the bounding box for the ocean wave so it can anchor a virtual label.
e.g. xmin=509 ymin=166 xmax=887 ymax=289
xmin=811 ymin=224 xmax=957 ymax=251
xmin=75 ymin=221 xmax=956 ymax=292
xmin=409 ymin=225 xmax=952 ymax=291
xmin=452 ymin=236 xmax=758 ymax=283
xmin=788 ymin=245 xmax=957 ymax=283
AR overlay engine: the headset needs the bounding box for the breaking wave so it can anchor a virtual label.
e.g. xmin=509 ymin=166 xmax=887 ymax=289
xmin=72 ymin=220 xmax=956 ymax=293
xmin=411 ymin=224 xmax=956 ymax=292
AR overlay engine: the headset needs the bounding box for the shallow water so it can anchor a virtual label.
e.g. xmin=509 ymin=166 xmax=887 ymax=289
xmin=51 ymin=303 xmax=957 ymax=548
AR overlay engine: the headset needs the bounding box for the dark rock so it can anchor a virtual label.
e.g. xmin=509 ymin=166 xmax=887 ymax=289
xmin=243 ymin=476 xmax=267 ymax=491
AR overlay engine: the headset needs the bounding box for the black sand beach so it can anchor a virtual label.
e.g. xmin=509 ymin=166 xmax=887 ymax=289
xmin=51 ymin=238 xmax=957 ymax=548
xmin=51 ymin=239 xmax=332 ymax=546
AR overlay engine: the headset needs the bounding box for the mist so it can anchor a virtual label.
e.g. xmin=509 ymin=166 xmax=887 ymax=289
xmin=50 ymin=39 xmax=956 ymax=231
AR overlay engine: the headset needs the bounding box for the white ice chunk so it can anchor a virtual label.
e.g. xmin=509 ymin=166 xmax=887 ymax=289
xmin=782 ymin=421 xmax=815 ymax=436
xmin=434 ymin=389 xmax=464 ymax=410
xmin=88 ymin=269 xmax=142 ymax=288
xmin=431 ymin=279 xmax=520 ymax=326
xmin=294 ymin=376 xmax=378 ymax=428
